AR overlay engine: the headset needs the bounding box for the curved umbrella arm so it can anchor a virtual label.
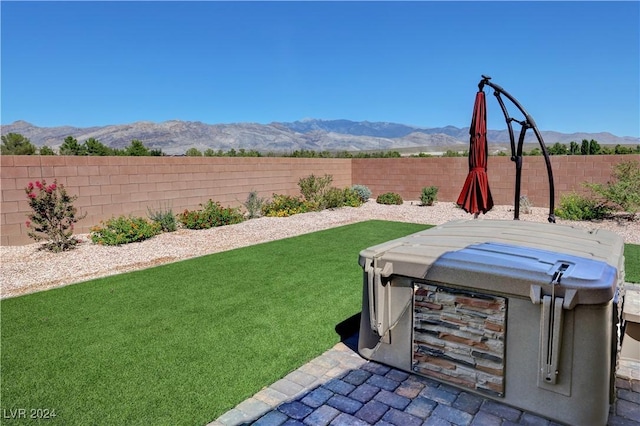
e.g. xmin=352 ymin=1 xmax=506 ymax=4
xmin=479 ymin=75 xmax=556 ymax=223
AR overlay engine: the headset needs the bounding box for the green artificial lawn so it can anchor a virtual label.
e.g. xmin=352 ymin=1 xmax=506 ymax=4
xmin=625 ymin=243 xmax=640 ymax=284
xmin=0 ymin=220 xmax=431 ymax=425
xmin=2 ymin=220 xmax=638 ymax=426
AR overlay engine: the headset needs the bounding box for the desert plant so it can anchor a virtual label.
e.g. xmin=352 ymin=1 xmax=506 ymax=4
xmin=376 ymin=192 xmax=404 ymax=205
xmin=147 ymin=203 xmax=177 ymax=232
xmin=25 ymin=179 xmax=86 ymax=252
xmin=420 ymin=186 xmax=438 ymax=206
xmin=298 ymin=174 xmax=333 ymax=206
xmin=351 ymin=184 xmax=372 ymax=202
xmin=177 ymin=200 xmax=244 ymax=230
xmin=519 ymin=195 xmax=533 ymax=214
xmin=585 ymin=160 xmax=640 ymax=214
xmin=90 ymin=215 xmax=161 ymax=246
xmin=323 ymin=187 xmax=364 ymax=209
xmin=554 ymin=192 xmax=611 ymax=221
xmin=261 ymin=194 xmax=312 ymax=217
xmin=244 ymin=190 xmax=266 ymax=219
xmin=343 ymin=188 xmax=365 ymax=208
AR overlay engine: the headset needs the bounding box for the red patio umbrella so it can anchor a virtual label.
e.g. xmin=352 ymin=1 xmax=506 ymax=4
xmin=456 ymin=90 xmax=494 ymax=215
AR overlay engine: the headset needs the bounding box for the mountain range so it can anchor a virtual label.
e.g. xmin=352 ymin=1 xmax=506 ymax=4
xmin=2 ymin=119 xmax=638 ymax=155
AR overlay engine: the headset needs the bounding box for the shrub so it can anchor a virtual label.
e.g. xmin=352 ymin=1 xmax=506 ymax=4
xmin=554 ymin=193 xmax=611 ymax=221
xmin=376 ymin=192 xmax=403 ymax=205
xmin=244 ymin=190 xmax=266 ymax=219
xmin=298 ymin=174 xmax=333 ymax=206
xmin=25 ymin=179 xmax=86 ymax=252
xmin=342 ymin=188 xmax=365 ymax=208
xmin=177 ymin=200 xmax=244 ymax=229
xmin=420 ymin=186 xmax=438 ymax=206
xmin=90 ymin=216 xmax=162 ymax=246
xmin=519 ymin=195 xmax=533 ymax=214
xmin=585 ymin=160 xmax=640 ymax=214
xmin=323 ymin=187 xmax=364 ymax=209
xmin=261 ymin=194 xmax=311 ymax=217
xmin=147 ymin=203 xmax=177 ymax=232
xmin=351 ymin=184 xmax=372 ymax=202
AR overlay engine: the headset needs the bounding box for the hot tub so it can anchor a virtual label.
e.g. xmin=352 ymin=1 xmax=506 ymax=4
xmin=358 ymin=219 xmax=625 ymax=425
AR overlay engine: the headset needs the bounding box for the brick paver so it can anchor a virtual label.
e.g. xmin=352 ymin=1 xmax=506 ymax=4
xmin=210 ymin=336 xmax=640 ymax=426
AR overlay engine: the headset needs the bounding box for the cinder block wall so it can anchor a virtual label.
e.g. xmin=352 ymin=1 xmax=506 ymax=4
xmin=352 ymin=155 xmax=640 ymax=209
xmin=1 ymin=154 xmax=638 ymax=246
xmin=0 ymin=156 xmax=352 ymax=246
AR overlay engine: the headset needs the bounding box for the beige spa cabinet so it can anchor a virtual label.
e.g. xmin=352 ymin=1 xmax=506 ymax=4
xmin=358 ymin=220 xmax=626 ymax=426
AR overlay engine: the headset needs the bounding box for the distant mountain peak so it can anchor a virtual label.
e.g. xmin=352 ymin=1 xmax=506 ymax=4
xmin=7 ymin=120 xmax=34 ymax=127
xmin=1 ymin=118 xmax=637 ymax=155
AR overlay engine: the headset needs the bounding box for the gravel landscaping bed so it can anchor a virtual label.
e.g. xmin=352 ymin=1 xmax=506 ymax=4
xmin=2 ymin=200 xmax=638 ymax=299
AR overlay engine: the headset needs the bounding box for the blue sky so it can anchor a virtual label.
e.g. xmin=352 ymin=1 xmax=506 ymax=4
xmin=2 ymin=1 xmax=639 ymax=137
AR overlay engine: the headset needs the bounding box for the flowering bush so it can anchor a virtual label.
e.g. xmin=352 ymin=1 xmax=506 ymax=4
xmin=261 ymin=194 xmax=315 ymax=217
xmin=90 ymin=215 xmax=162 ymax=246
xmin=177 ymin=200 xmax=244 ymax=229
xmin=25 ymin=179 xmax=86 ymax=252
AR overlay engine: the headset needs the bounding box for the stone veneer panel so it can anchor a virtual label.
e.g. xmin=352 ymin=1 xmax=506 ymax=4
xmin=412 ymin=282 xmax=506 ymax=397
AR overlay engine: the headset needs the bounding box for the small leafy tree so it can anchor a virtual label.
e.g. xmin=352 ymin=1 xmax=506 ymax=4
xmin=60 ymin=136 xmax=86 ymax=155
xmin=84 ymin=138 xmax=111 ymax=156
xmin=614 ymin=144 xmax=635 ymax=155
xmin=1 ymin=133 xmax=37 ymax=155
xmin=580 ymin=139 xmax=590 ymax=155
xmin=569 ymin=141 xmax=580 ymax=155
xmin=442 ymin=150 xmax=464 ymax=157
xmin=126 ymin=139 xmax=150 ymax=156
xmin=39 ymin=145 xmax=56 ymax=155
xmin=25 ymin=179 xmax=86 ymax=252
xmin=185 ymin=147 xmax=203 ymax=156
xmin=600 ymin=146 xmax=615 ymax=155
xmin=547 ymin=142 xmax=568 ymax=155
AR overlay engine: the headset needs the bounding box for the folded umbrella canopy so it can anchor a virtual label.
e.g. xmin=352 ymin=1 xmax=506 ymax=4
xmin=456 ymin=75 xmax=556 ymax=222
xmin=457 ymin=90 xmax=494 ymax=215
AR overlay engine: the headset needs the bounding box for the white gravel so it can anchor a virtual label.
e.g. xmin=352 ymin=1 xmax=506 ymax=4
xmin=2 ymin=200 xmax=638 ymax=299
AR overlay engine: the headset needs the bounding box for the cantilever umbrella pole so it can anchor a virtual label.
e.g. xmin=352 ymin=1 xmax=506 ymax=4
xmin=479 ymin=75 xmax=556 ymax=223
